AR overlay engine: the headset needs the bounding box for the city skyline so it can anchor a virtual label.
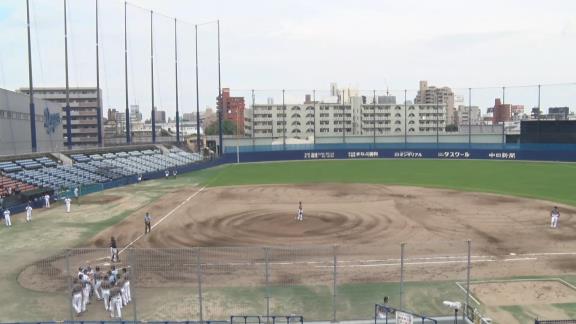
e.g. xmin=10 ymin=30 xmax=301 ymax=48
xmin=0 ymin=0 xmax=575 ymax=120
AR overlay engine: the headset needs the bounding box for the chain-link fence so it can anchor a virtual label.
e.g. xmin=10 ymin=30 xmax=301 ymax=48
xmin=5 ymin=242 xmax=486 ymax=322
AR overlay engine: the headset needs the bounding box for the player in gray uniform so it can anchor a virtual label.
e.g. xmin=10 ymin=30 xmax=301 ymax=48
xmin=100 ymin=279 xmax=111 ymax=311
xmin=72 ymin=278 xmax=83 ymax=316
xmin=144 ymin=212 xmax=152 ymax=234
xmin=109 ymin=285 xmax=123 ymax=318
xmin=110 ymin=237 xmax=119 ymax=262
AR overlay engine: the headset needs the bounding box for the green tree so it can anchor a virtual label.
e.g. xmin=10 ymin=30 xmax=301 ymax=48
xmin=205 ymin=120 xmax=237 ymax=135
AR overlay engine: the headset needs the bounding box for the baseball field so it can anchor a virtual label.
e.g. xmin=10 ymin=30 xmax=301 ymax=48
xmin=2 ymin=159 xmax=576 ymax=323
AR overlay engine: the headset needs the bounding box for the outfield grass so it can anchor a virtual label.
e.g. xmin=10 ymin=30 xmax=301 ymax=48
xmin=200 ymin=160 xmax=576 ymax=206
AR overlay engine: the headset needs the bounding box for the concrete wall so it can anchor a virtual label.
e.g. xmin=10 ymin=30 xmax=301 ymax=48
xmin=0 ymin=88 xmax=63 ymax=156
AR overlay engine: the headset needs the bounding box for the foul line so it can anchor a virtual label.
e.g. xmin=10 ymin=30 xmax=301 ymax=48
xmin=118 ymin=186 xmax=206 ymax=255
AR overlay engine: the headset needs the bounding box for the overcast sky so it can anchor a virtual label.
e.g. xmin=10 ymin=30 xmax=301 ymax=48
xmin=0 ymin=0 xmax=575 ymax=118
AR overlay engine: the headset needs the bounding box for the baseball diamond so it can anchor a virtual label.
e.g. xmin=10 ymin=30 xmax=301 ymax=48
xmin=1 ymin=159 xmax=576 ymax=324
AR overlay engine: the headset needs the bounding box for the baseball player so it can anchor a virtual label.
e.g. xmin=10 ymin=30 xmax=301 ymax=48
xmin=117 ymin=275 xmax=127 ymax=306
xmin=165 ymin=170 xmax=169 ymax=178
xmin=100 ymin=278 xmax=111 ymax=311
xmin=296 ymin=201 xmax=304 ymax=221
xmin=111 ymin=265 xmax=119 ymax=282
xmin=72 ymin=278 xmax=83 ymax=316
xmin=3 ymin=208 xmax=11 ymax=227
xmin=122 ymin=268 xmax=131 ymax=305
xmin=110 ymin=237 xmax=119 ymax=262
xmin=107 ymin=270 xmax=115 ymax=285
xmin=109 ymin=284 xmax=123 ymax=318
xmin=172 ymin=169 xmax=178 ymax=177
xmin=93 ymin=266 xmax=102 ymax=300
xmin=144 ymin=212 xmax=152 ymax=234
xmin=81 ymin=272 xmax=92 ymax=312
xmin=77 ymin=267 xmax=84 ymax=280
xmin=74 ymin=187 xmax=79 ymax=200
xmin=44 ymin=193 xmax=50 ymax=208
xmin=64 ymin=197 xmax=72 ymax=213
xmin=551 ymin=206 xmax=560 ymax=228
xmin=25 ymin=203 xmax=32 ymax=222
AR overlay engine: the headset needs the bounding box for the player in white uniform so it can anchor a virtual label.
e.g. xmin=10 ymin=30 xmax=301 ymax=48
xmin=297 ymin=201 xmax=304 ymax=221
xmin=44 ymin=194 xmax=50 ymax=208
xmin=25 ymin=203 xmax=33 ymax=222
xmin=65 ymin=197 xmax=72 ymax=213
xmin=80 ymin=273 xmax=91 ymax=312
xmin=122 ymin=268 xmax=131 ymax=304
xmin=551 ymin=206 xmax=560 ymax=228
xmin=72 ymin=279 xmax=83 ymax=316
xmin=74 ymin=187 xmax=79 ymax=200
xmin=93 ymin=266 xmax=102 ymax=300
xmin=3 ymin=209 xmax=11 ymax=227
xmin=109 ymin=285 xmax=123 ymax=318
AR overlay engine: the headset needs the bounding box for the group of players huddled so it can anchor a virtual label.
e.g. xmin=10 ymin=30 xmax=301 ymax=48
xmin=71 ymin=264 xmax=131 ymax=318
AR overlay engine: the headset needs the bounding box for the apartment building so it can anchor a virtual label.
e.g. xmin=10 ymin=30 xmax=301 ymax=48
xmin=245 ymin=101 xmax=446 ymax=138
xmin=414 ymin=80 xmax=455 ymax=125
xmin=455 ymin=105 xmax=482 ymax=126
xmin=18 ymin=87 xmax=102 ymax=147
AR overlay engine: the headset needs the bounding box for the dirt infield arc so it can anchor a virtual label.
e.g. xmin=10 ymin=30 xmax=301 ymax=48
xmin=88 ymin=183 xmax=576 ymax=272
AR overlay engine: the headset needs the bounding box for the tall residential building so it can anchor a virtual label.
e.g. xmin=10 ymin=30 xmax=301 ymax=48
xmin=220 ymin=88 xmax=245 ymax=134
xmin=130 ymin=105 xmax=143 ymax=122
xmin=154 ymin=110 xmax=167 ymax=124
xmin=244 ymin=101 xmax=446 ymax=138
xmin=414 ymin=80 xmax=455 ymax=126
xmin=455 ymin=105 xmax=481 ymax=126
xmin=18 ymin=87 xmax=102 ymax=146
xmin=492 ymin=98 xmax=511 ymax=124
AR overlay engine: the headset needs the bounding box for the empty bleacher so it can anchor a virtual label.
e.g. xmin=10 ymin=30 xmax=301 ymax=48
xmin=2 ymin=147 xmax=202 ymax=192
